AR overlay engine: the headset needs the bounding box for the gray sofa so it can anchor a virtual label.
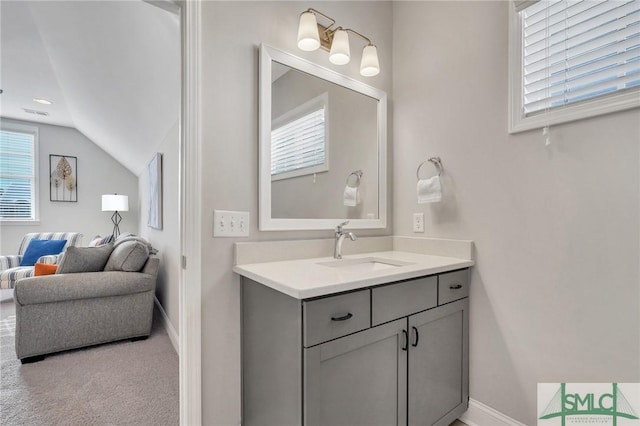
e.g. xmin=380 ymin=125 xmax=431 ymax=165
xmin=14 ymin=257 xmax=159 ymax=362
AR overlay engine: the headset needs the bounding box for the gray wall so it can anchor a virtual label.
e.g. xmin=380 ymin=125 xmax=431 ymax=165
xmin=201 ymin=2 xmax=393 ymax=423
xmin=138 ymin=120 xmax=180 ymax=338
xmin=392 ymin=2 xmax=639 ymax=425
xmin=0 ymin=118 xmax=139 ymax=252
xmin=271 ymin=68 xmax=379 ymax=219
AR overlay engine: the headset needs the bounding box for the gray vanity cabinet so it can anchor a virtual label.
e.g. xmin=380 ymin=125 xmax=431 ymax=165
xmin=241 ymin=268 xmax=469 ymax=426
xmin=408 ymin=298 xmax=469 ymax=426
xmin=304 ymin=319 xmax=407 ymax=426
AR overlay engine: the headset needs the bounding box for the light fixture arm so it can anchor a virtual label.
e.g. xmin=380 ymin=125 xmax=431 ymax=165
xmin=304 ymin=8 xmax=336 ymax=33
xmin=345 ymin=28 xmax=373 ymax=46
xmin=303 ymin=8 xmax=341 ymax=52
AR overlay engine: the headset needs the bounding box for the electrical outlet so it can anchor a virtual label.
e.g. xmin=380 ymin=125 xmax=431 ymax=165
xmin=213 ymin=210 xmax=250 ymax=237
xmin=413 ymin=213 xmax=424 ymax=233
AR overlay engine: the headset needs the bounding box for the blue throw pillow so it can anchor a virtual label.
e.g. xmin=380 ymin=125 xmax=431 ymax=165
xmin=20 ymin=239 xmax=67 ymax=266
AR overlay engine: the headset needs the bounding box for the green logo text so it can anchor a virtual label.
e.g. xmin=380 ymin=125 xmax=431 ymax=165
xmin=540 ymin=383 xmax=639 ymax=426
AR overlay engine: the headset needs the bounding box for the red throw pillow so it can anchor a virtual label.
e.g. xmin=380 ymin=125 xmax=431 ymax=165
xmin=34 ymin=263 xmax=58 ymax=276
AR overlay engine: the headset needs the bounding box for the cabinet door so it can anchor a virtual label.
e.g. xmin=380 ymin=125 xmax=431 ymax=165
xmin=408 ymin=299 xmax=469 ymax=426
xmin=304 ymin=318 xmax=407 ymax=426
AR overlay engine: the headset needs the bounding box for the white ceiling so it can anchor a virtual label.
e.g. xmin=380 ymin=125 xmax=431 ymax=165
xmin=0 ymin=1 xmax=180 ymax=175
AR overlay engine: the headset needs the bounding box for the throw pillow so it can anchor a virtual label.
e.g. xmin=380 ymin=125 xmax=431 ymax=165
xmin=20 ymin=239 xmax=67 ymax=266
xmin=98 ymin=234 xmax=115 ymax=245
xmin=88 ymin=234 xmax=113 ymax=247
xmin=113 ymin=235 xmax=157 ymax=255
xmin=88 ymin=235 xmax=102 ymax=247
xmin=56 ymin=243 xmax=115 ymax=274
xmin=34 ymin=263 xmax=58 ymax=276
xmin=104 ymin=241 xmax=149 ymax=272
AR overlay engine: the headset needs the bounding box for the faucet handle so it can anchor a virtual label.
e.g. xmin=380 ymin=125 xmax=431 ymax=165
xmin=336 ymin=220 xmax=350 ymax=232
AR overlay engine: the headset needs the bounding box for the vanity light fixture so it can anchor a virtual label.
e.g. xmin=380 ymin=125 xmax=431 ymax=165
xmin=297 ymin=10 xmax=322 ymax=51
xmin=296 ymin=8 xmax=380 ymax=77
xmin=329 ymin=29 xmax=350 ymax=65
xmin=360 ymin=45 xmax=380 ymax=77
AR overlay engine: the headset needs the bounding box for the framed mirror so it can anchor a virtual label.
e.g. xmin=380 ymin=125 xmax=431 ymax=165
xmin=259 ymin=44 xmax=387 ymax=230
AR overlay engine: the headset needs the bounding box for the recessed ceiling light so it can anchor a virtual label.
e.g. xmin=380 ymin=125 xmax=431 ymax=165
xmin=33 ymin=98 xmax=53 ymax=105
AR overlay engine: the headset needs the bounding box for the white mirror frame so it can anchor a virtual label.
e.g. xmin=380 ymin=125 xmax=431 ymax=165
xmin=259 ymin=44 xmax=387 ymax=231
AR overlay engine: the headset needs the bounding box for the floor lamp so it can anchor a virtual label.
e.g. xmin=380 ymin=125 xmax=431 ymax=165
xmin=102 ymin=194 xmax=129 ymax=238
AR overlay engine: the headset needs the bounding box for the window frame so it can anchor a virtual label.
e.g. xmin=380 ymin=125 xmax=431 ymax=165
xmin=508 ymin=0 xmax=640 ymax=133
xmin=0 ymin=122 xmax=40 ymax=223
xmin=270 ymin=92 xmax=330 ymax=182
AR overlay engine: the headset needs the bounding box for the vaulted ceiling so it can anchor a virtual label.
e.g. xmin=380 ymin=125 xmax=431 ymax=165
xmin=0 ymin=1 xmax=180 ymax=175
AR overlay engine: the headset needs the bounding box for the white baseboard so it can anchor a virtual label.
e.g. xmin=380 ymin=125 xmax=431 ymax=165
xmin=460 ymin=398 xmax=527 ymax=426
xmin=154 ymin=296 xmax=179 ymax=354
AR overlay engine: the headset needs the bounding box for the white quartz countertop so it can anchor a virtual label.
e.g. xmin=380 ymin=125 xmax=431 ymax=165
xmin=233 ymin=250 xmax=474 ymax=299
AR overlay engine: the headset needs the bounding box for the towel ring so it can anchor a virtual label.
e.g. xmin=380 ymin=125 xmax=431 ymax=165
xmin=346 ymin=170 xmax=363 ymax=188
xmin=417 ymin=157 xmax=443 ymax=179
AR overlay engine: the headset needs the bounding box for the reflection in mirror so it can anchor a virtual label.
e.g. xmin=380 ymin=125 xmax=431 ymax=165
xmin=259 ymin=44 xmax=387 ymax=231
xmin=271 ymin=62 xmax=378 ymax=220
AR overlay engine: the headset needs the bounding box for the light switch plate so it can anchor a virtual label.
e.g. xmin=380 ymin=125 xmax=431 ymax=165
xmin=213 ymin=210 xmax=250 ymax=237
xmin=413 ymin=213 xmax=424 ymax=233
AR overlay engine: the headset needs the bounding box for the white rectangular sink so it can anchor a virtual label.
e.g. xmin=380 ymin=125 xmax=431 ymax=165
xmin=317 ymin=257 xmax=414 ymax=273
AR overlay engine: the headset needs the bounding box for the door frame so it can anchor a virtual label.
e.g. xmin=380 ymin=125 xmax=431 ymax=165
xmin=179 ymin=0 xmax=202 ymax=424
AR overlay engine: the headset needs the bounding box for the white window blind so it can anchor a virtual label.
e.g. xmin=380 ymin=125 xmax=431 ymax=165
xmin=271 ymin=93 xmax=328 ymax=180
xmin=522 ymin=0 xmax=640 ymax=116
xmin=0 ymin=129 xmax=36 ymax=220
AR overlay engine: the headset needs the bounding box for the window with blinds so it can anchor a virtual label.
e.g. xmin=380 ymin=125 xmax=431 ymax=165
xmin=271 ymin=93 xmax=329 ymax=181
xmin=510 ymin=0 xmax=640 ymax=132
xmin=0 ymin=127 xmax=37 ymax=220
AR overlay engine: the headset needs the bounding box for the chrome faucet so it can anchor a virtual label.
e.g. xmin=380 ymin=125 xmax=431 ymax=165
xmin=334 ymin=221 xmax=357 ymax=259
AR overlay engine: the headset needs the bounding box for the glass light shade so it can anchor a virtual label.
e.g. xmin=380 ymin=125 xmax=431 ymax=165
xmin=360 ymin=45 xmax=380 ymax=77
xmin=102 ymin=194 xmax=129 ymax=212
xmin=297 ymin=12 xmax=320 ymax=51
xmin=329 ymin=29 xmax=350 ymax=65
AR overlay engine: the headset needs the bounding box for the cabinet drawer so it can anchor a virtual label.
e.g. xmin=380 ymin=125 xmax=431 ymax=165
xmin=438 ymin=269 xmax=469 ymax=305
xmin=303 ymin=290 xmax=370 ymax=347
xmin=372 ymin=276 xmax=437 ymax=326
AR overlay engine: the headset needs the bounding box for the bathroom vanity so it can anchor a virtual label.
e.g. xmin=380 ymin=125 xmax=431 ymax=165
xmin=235 ymin=243 xmax=472 ymax=426
xmin=250 ymin=41 xmax=471 ymax=425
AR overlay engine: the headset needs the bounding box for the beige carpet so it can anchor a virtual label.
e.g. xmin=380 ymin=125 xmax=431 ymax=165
xmin=0 ymin=299 xmax=179 ymax=425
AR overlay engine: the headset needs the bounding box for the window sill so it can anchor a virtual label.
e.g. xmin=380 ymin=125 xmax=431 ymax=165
xmin=0 ymin=220 xmax=41 ymax=226
xmin=509 ymin=90 xmax=640 ymax=134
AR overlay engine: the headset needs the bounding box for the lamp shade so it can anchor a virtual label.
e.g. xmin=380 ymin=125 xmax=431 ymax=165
xmin=297 ymin=11 xmax=320 ymax=51
xmin=329 ymin=29 xmax=350 ymax=65
xmin=360 ymin=45 xmax=380 ymax=77
xmin=102 ymin=194 xmax=129 ymax=212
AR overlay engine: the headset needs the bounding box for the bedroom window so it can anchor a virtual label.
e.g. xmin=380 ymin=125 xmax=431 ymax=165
xmin=271 ymin=92 xmax=329 ymax=181
xmin=509 ymin=0 xmax=640 ymax=133
xmin=0 ymin=124 xmax=39 ymax=221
